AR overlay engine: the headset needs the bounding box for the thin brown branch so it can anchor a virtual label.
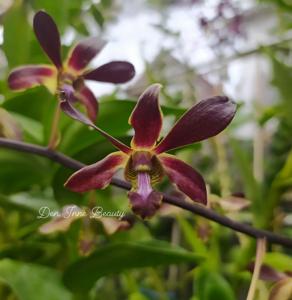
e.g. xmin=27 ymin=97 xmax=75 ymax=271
xmin=1 ymin=138 xmax=292 ymax=248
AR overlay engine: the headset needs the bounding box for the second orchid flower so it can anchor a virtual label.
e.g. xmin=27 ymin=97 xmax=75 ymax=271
xmin=8 ymin=11 xmax=135 ymax=122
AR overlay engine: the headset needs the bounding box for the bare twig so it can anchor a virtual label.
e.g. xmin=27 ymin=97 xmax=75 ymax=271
xmin=1 ymin=138 xmax=292 ymax=248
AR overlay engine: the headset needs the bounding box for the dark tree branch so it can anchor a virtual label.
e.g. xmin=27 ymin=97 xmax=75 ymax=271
xmin=1 ymin=137 xmax=292 ymax=248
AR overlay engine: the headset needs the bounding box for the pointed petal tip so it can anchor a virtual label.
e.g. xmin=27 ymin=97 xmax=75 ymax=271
xmin=33 ymin=10 xmax=62 ymax=68
xmin=84 ymin=61 xmax=136 ymax=84
xmin=129 ymin=83 xmax=163 ymax=148
xmin=145 ymin=83 xmax=162 ymax=96
xmin=34 ymin=10 xmax=48 ymax=19
xmin=159 ymin=154 xmax=207 ymax=205
xmin=155 ymin=95 xmax=237 ymax=153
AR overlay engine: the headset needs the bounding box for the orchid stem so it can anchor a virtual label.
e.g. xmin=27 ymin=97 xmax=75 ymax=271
xmin=246 ymin=238 xmax=266 ymax=300
xmin=48 ymin=102 xmax=61 ymax=150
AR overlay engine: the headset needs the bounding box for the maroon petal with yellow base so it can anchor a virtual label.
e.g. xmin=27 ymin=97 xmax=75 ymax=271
xmin=84 ymin=61 xmax=135 ymax=83
xmin=65 ymin=152 xmax=128 ymax=192
xmin=66 ymin=38 xmax=106 ymax=73
xmin=155 ymin=96 xmax=237 ymax=154
xmin=8 ymin=65 xmax=57 ymax=92
xmin=159 ymin=154 xmax=207 ymax=205
xmin=33 ymin=11 xmax=62 ymax=68
xmin=129 ymin=84 xmax=163 ymax=149
xmin=75 ymin=85 xmax=98 ymax=122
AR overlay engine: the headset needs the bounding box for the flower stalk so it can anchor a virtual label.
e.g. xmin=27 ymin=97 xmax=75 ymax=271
xmin=48 ymin=101 xmax=61 ymax=149
xmin=246 ymin=238 xmax=267 ymax=300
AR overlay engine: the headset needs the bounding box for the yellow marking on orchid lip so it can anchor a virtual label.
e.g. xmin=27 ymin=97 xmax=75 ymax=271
xmin=131 ymin=148 xmax=156 ymax=156
xmin=136 ymin=164 xmax=151 ymax=172
xmin=131 ymin=143 xmax=156 ymax=151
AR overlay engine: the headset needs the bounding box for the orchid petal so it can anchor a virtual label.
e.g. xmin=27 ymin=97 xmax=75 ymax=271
xmin=8 ymin=65 xmax=57 ymax=93
xmin=84 ymin=61 xmax=135 ymax=83
xmin=159 ymin=154 xmax=207 ymax=205
xmin=59 ymin=89 xmax=131 ymax=154
xmin=75 ymin=84 xmax=98 ymax=122
xmin=99 ymin=218 xmax=131 ymax=235
xmin=129 ymin=84 xmax=163 ymax=149
xmin=65 ymin=152 xmax=128 ymax=192
xmin=39 ymin=205 xmax=83 ymax=234
xmin=155 ymin=96 xmax=237 ymax=154
xmin=33 ymin=11 xmax=62 ymax=68
xmin=66 ymin=38 xmax=106 ymax=73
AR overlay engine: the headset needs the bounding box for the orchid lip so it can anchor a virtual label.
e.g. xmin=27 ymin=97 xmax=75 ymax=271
xmin=136 ymin=172 xmax=153 ymax=200
xmin=128 ymin=171 xmax=163 ymax=219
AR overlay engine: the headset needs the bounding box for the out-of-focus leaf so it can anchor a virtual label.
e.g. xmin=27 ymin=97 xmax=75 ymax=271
xmin=91 ymin=5 xmax=105 ymax=28
xmin=269 ymin=278 xmax=292 ymax=300
xmin=264 ymin=253 xmax=292 ymax=272
xmin=63 ymin=241 xmax=204 ymax=292
xmin=0 ymin=108 xmax=22 ymax=140
xmin=230 ymin=139 xmax=263 ymax=224
xmin=0 ymin=259 xmax=72 ymax=300
xmin=196 ymin=269 xmax=235 ymax=300
xmin=258 ymin=105 xmax=283 ymax=126
xmin=269 ymin=54 xmax=292 ymax=119
xmin=10 ymin=112 xmax=43 ymax=143
xmin=3 ymin=87 xmax=52 ymax=122
xmin=177 ymin=216 xmax=207 ymax=255
xmin=0 ymin=150 xmax=50 ymax=193
xmin=264 ymin=150 xmax=292 ymax=222
xmin=273 ymin=150 xmax=292 ymax=188
xmin=0 ymin=192 xmax=58 ymax=213
xmin=3 ymin=3 xmax=32 ymax=67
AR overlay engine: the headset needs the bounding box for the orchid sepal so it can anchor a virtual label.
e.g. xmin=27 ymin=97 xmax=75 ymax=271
xmin=65 ymin=151 xmax=128 ymax=192
xmin=129 ymin=84 xmax=163 ymax=150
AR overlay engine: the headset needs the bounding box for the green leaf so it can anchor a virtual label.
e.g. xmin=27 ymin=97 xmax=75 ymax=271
xmin=91 ymin=5 xmax=105 ymax=28
xmin=10 ymin=112 xmax=43 ymax=143
xmin=196 ymin=269 xmax=235 ymax=300
xmin=0 ymin=192 xmax=59 ymax=213
xmin=63 ymin=241 xmax=204 ymax=292
xmin=230 ymin=139 xmax=262 ymax=223
xmin=177 ymin=216 xmax=207 ymax=255
xmin=264 ymin=253 xmax=292 ymax=272
xmin=3 ymin=3 xmax=32 ymax=67
xmin=3 ymin=87 xmax=52 ymax=123
xmin=0 ymin=150 xmax=50 ymax=194
xmin=269 ymin=53 xmax=292 ymax=119
xmin=0 ymin=259 xmax=72 ymax=300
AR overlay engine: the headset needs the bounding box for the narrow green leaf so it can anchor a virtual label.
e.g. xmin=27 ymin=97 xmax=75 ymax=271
xmin=0 ymin=259 xmax=72 ymax=300
xmin=63 ymin=241 xmax=204 ymax=292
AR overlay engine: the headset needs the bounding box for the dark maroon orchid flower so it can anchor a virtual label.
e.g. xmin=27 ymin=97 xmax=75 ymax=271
xmin=63 ymin=84 xmax=236 ymax=218
xmin=8 ymin=11 xmax=135 ymax=122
